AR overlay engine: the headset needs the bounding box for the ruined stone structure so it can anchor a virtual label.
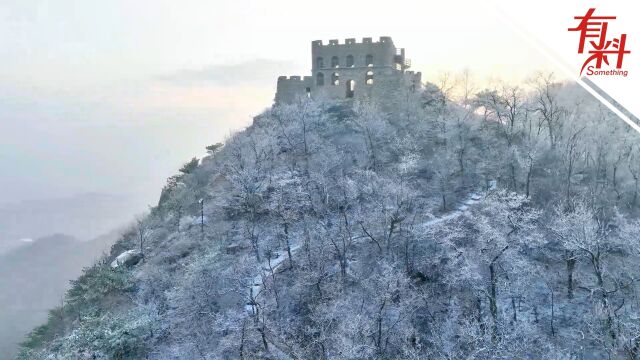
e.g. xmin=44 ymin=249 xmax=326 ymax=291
xmin=275 ymin=36 xmax=422 ymax=104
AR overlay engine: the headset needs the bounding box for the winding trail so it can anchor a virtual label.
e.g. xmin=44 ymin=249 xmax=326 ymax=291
xmin=243 ymin=188 xmax=490 ymax=358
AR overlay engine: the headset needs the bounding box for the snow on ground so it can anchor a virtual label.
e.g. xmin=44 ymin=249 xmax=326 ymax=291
xmin=245 ymin=188 xmax=490 ymax=314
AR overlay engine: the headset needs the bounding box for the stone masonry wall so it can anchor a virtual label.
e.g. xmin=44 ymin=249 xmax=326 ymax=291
xmin=275 ymin=37 xmax=421 ymax=105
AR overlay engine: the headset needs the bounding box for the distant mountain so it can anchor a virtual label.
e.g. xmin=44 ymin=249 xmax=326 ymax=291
xmin=0 ymin=193 xmax=145 ymax=254
xmin=0 ymin=231 xmax=119 ymax=359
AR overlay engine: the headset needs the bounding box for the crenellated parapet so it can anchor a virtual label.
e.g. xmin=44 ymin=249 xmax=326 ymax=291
xmin=311 ymin=36 xmax=395 ymax=47
xmin=277 ymin=75 xmax=312 ymax=83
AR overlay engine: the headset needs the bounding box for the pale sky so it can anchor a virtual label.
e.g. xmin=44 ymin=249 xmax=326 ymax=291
xmin=0 ymin=0 xmax=564 ymax=206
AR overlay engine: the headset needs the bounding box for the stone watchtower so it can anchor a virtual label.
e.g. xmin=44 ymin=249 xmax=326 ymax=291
xmin=275 ymin=36 xmax=421 ymax=104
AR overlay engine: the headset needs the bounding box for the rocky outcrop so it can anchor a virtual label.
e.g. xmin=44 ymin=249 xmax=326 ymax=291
xmin=110 ymin=250 xmax=143 ymax=268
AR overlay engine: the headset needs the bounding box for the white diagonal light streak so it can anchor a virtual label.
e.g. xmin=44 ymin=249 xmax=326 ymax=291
xmin=494 ymin=5 xmax=640 ymax=135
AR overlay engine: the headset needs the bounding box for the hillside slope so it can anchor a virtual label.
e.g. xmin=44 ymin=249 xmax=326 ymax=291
xmin=17 ymin=81 xmax=640 ymax=359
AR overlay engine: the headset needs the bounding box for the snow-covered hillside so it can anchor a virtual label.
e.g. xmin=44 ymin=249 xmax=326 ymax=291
xmin=17 ymin=79 xmax=640 ymax=359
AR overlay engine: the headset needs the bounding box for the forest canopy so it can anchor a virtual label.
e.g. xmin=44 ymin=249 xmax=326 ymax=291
xmin=18 ymin=72 xmax=640 ymax=360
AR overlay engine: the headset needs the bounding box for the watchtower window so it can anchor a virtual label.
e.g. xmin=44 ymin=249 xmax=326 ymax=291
xmin=365 ymin=54 xmax=373 ymax=67
xmin=366 ymin=71 xmax=373 ymax=85
xmin=346 ymin=55 xmax=354 ymax=67
xmin=316 ymin=72 xmax=324 ymax=86
xmin=332 ymin=72 xmax=339 ymax=86
xmin=331 ymin=56 xmax=339 ymax=68
xmin=346 ymin=80 xmax=355 ymax=98
xmin=316 ymin=57 xmax=324 ymax=69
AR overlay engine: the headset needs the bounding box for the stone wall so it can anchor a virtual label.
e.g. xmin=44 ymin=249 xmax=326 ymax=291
xmin=275 ymin=37 xmax=421 ymax=105
xmin=311 ymin=36 xmax=397 ymax=70
xmin=275 ymin=76 xmax=313 ymax=104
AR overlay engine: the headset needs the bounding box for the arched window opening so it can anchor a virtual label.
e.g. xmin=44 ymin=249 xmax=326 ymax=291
xmin=316 ymin=72 xmax=324 ymax=86
xmin=346 ymin=80 xmax=355 ymax=98
xmin=316 ymin=57 xmax=324 ymax=69
xmin=365 ymin=54 xmax=373 ymax=67
xmin=332 ymin=72 xmax=340 ymax=86
xmin=346 ymin=55 xmax=354 ymax=67
xmin=331 ymin=56 xmax=339 ymax=68
xmin=366 ymin=71 xmax=373 ymax=85
xmin=306 ymin=87 xmax=311 ymax=97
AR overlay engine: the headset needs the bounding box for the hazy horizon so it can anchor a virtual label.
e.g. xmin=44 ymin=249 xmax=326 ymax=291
xmin=0 ymin=0 xmax=562 ymax=208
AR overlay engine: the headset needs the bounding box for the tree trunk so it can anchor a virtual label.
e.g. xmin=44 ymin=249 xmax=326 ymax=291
xmin=366 ymin=128 xmax=377 ymax=171
xmin=526 ymin=162 xmax=533 ymax=198
xmin=613 ymin=165 xmax=622 ymax=202
xmin=257 ymin=325 xmax=269 ymax=351
xmin=510 ymin=163 xmax=517 ymax=191
xmin=176 ymin=207 xmax=182 ymax=234
xmin=200 ymin=199 xmax=205 ymax=242
xmin=489 ymin=263 xmax=498 ymax=342
xmin=252 ymin=236 xmax=261 ymax=263
xmin=303 ymin=217 xmax=312 ymax=264
xmin=633 ymin=176 xmax=638 ymax=208
xmin=386 ymin=219 xmax=397 ymax=252
xmin=592 ymin=254 xmax=616 ymax=340
xmin=476 ymin=296 xmax=485 ymax=335
xmin=376 ymin=299 xmax=386 ymax=355
xmin=550 ymin=288 xmax=555 ymax=337
xmin=566 ymin=255 xmax=576 ymax=299
xmin=404 ymin=236 xmax=413 ymax=275
xmin=139 ymin=228 xmax=145 ymax=262
xmin=239 ymin=319 xmax=246 ymax=360
xmin=267 ymin=257 xmax=280 ymax=308
xmin=284 ymin=223 xmax=293 ymax=270
xmin=547 ymin=119 xmax=555 ymax=150
xmin=566 ymin=165 xmax=573 ymax=207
